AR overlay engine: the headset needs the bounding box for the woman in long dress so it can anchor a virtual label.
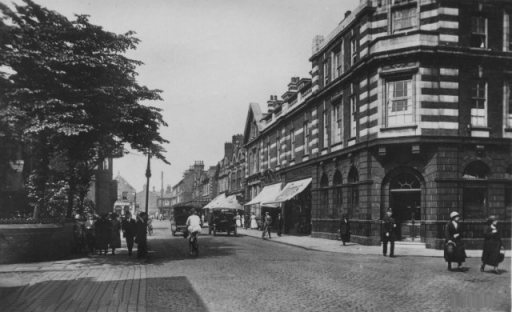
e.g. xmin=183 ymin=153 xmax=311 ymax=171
xmin=481 ymin=216 xmax=505 ymax=274
xmin=236 ymin=213 xmax=241 ymax=227
xmin=339 ymin=214 xmax=351 ymax=246
xmin=444 ymin=211 xmax=467 ymax=271
xmin=94 ymin=214 xmax=111 ymax=255
xmin=250 ymin=213 xmax=258 ymax=230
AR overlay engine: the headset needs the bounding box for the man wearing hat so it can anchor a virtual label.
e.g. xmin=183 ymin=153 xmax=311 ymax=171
xmin=382 ymin=209 xmax=396 ymax=257
xmin=261 ymin=211 xmax=273 ymax=239
xmin=121 ymin=212 xmax=137 ymax=256
xmin=444 ymin=211 xmax=467 ymax=271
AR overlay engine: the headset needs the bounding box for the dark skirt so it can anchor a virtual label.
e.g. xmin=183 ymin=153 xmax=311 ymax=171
xmin=482 ymin=239 xmax=503 ymax=266
xmin=444 ymin=239 xmax=467 ymax=263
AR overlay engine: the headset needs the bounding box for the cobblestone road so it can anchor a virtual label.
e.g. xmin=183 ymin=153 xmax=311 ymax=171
xmin=0 ymin=220 xmax=510 ymax=312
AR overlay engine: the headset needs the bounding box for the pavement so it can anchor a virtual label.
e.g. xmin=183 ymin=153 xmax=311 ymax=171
xmin=236 ymin=227 xmax=507 ymax=258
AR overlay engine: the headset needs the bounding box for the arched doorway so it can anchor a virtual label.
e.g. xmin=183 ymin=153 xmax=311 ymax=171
xmin=389 ymin=172 xmax=422 ymax=241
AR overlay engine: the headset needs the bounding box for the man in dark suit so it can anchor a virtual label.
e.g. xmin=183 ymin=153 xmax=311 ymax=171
xmin=382 ymin=209 xmax=396 ymax=257
xmin=275 ymin=213 xmax=284 ymax=237
xmin=122 ymin=212 xmax=137 ymax=256
xmin=135 ymin=212 xmax=148 ymax=259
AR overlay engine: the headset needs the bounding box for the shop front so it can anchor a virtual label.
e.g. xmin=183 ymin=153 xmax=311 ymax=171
xmin=263 ymin=178 xmax=312 ymax=235
xmin=244 ymin=182 xmax=282 ymax=228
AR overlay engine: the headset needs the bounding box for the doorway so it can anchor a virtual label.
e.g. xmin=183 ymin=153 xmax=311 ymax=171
xmin=389 ymin=173 xmax=422 ymax=241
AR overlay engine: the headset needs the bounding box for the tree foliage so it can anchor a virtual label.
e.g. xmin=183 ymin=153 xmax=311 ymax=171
xmin=0 ymin=0 xmax=169 ymax=217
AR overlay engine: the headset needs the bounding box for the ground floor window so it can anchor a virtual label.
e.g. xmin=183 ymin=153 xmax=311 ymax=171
xmin=463 ymin=186 xmax=487 ymax=220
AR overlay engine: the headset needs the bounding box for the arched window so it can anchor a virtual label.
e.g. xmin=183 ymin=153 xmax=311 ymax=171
xmin=320 ymin=173 xmax=329 ymax=218
xmin=463 ymin=161 xmax=490 ymax=219
xmin=333 ymin=170 xmax=343 ymax=216
xmin=348 ymin=167 xmax=359 ymax=218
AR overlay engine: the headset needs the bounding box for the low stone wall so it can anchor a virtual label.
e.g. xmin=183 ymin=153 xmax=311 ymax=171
xmin=0 ymin=222 xmax=75 ymax=264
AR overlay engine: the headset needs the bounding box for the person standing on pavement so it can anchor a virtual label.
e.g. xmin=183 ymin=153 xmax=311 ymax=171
xmin=122 ymin=212 xmax=137 ymax=256
xmin=109 ymin=213 xmax=122 ymax=255
xmin=275 ymin=213 xmax=284 ymax=237
xmin=261 ymin=212 xmax=273 ymax=239
xmin=481 ymin=216 xmax=505 ymax=274
xmin=94 ymin=214 xmax=111 ymax=255
xmin=250 ymin=212 xmax=258 ymax=230
xmin=84 ymin=214 xmax=96 ymax=254
xmin=236 ymin=213 xmax=241 ymax=228
xmin=136 ymin=212 xmax=148 ymax=259
xmin=444 ymin=211 xmax=467 ymax=271
xmin=382 ymin=209 xmax=396 ymax=257
xmin=339 ymin=213 xmax=351 ymax=246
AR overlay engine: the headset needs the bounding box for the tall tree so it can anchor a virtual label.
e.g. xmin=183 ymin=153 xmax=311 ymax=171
xmin=0 ymin=0 xmax=169 ymax=217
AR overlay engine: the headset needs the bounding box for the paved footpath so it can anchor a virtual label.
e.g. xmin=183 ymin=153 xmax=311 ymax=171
xmin=237 ymin=228 xmax=509 ymax=258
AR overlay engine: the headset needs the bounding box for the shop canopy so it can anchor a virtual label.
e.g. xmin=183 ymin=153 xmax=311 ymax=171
xmin=262 ymin=178 xmax=312 ymax=204
xmin=203 ymin=193 xmax=226 ymax=209
xmin=244 ymin=183 xmax=282 ymax=208
xmin=205 ymin=194 xmax=242 ymax=211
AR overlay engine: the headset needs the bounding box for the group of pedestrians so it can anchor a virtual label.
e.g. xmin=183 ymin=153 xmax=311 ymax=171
xmin=73 ymin=211 xmax=150 ymax=259
xmin=337 ymin=209 xmax=505 ymax=274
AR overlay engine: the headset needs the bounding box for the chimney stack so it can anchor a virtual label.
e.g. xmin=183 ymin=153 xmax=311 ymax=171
xmin=345 ymin=10 xmax=351 ymax=18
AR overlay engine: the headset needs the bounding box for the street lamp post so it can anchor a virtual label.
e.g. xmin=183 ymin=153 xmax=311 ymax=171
xmin=145 ymin=152 xmax=151 ymax=223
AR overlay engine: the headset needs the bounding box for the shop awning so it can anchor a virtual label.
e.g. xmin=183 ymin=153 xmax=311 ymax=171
xmin=215 ymin=195 xmax=242 ymax=210
xmin=244 ymin=183 xmax=282 ymax=208
xmin=203 ymin=193 xmax=226 ymax=209
xmin=262 ymin=178 xmax=312 ymax=204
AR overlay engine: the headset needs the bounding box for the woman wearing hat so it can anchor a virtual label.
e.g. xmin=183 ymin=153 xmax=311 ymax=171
xmin=444 ymin=211 xmax=467 ymax=271
xmin=481 ymin=216 xmax=505 ymax=274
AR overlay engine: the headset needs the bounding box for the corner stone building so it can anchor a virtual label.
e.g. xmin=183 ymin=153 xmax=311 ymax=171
xmin=243 ymin=0 xmax=512 ymax=249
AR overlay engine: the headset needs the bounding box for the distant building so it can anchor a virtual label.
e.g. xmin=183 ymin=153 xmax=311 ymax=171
xmin=113 ymin=174 xmax=137 ymax=216
xmin=136 ymin=185 xmax=159 ymax=217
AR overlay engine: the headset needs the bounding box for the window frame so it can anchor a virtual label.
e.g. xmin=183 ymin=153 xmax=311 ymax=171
xmin=471 ymin=15 xmax=487 ymax=49
xmin=350 ymin=37 xmax=357 ymax=66
xmin=470 ymin=79 xmax=487 ymax=127
xmin=303 ymin=122 xmax=309 ymax=155
xmin=290 ymin=127 xmax=295 ymax=160
xmin=323 ymin=110 xmax=329 ymax=148
xmin=276 ymin=134 xmax=281 ymax=165
xmin=505 ymin=81 xmax=512 ymax=128
xmin=331 ymin=101 xmax=342 ymax=144
xmin=385 ymin=77 xmax=414 ymax=127
xmin=392 ymin=5 xmax=418 ymax=33
xmin=350 ymin=93 xmax=357 ymax=137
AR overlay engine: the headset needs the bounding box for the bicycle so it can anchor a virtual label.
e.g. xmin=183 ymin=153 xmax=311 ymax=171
xmin=189 ymin=232 xmax=199 ymax=257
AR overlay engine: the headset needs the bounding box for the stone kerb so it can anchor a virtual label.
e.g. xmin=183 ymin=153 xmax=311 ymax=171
xmin=0 ymin=222 xmax=74 ymax=264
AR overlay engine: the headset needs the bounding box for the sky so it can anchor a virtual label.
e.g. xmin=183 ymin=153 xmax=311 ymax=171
xmin=9 ymin=0 xmax=360 ymax=192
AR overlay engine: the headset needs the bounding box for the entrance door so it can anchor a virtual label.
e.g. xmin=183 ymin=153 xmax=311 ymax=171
xmin=389 ymin=173 xmax=422 ymax=241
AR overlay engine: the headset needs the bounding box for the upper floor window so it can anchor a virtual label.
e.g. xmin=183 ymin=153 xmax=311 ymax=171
xmin=323 ymin=111 xmax=329 ymax=148
xmin=350 ymin=37 xmax=357 ymax=66
xmin=332 ymin=102 xmax=342 ymax=144
xmin=505 ymin=81 xmax=512 ymax=128
xmin=102 ymin=158 xmax=109 ymax=170
xmin=471 ymin=80 xmax=487 ymax=127
xmin=303 ymin=122 xmax=310 ymax=155
xmin=392 ymin=6 xmax=417 ymax=32
xmin=332 ymin=45 xmax=342 ymax=80
xmin=505 ymin=12 xmax=512 ymax=51
xmin=386 ymin=79 xmax=413 ymax=127
xmin=350 ymin=89 xmax=357 ymax=137
xmin=266 ymin=139 xmax=271 ymax=169
xmin=290 ymin=128 xmax=295 ymax=160
xmin=122 ymin=191 xmax=128 ymax=200
xmin=276 ymin=136 xmax=281 ymax=165
xmin=324 ymin=59 xmax=330 ymax=85
xmin=471 ymin=16 xmax=487 ymax=49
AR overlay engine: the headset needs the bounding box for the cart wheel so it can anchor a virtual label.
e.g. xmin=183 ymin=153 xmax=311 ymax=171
xmin=234 ymin=227 xmax=237 ymax=236
xmin=172 ymin=231 xmax=176 ymax=237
